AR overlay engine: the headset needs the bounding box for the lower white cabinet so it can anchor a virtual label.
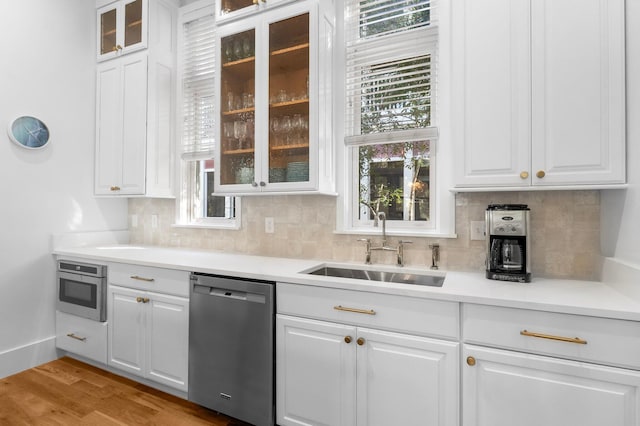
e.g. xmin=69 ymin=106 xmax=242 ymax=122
xmin=276 ymin=284 xmax=459 ymax=426
xmin=462 ymin=304 xmax=640 ymax=426
xmin=55 ymin=310 xmax=108 ymax=364
xmin=108 ymin=284 xmax=189 ymax=392
xmin=462 ymin=344 xmax=640 ymax=426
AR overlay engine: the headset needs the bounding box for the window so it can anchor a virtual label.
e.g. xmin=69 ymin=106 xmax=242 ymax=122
xmin=341 ymin=0 xmax=453 ymax=236
xmin=176 ymin=1 xmax=240 ymax=228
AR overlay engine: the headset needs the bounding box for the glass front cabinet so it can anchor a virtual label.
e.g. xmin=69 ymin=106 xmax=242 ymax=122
xmin=216 ymin=0 xmax=295 ymax=24
xmin=214 ymin=0 xmax=335 ymax=194
xmin=97 ymin=0 xmax=148 ymax=62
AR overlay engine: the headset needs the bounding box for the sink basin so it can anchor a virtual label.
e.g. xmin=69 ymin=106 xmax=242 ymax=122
xmin=306 ymin=266 xmax=445 ymax=287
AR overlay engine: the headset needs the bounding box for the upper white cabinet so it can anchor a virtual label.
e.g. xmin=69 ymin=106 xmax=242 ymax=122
xmin=94 ymin=0 xmax=177 ymax=197
xmin=97 ymin=0 xmax=148 ymax=62
xmin=453 ymin=0 xmax=626 ymax=188
xmin=214 ymin=0 xmax=335 ymax=195
xmin=216 ymin=0 xmax=294 ymax=24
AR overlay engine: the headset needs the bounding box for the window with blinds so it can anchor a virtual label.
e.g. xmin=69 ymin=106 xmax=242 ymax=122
xmin=345 ymin=0 xmax=437 ymax=228
xmin=177 ymin=3 xmax=238 ymax=228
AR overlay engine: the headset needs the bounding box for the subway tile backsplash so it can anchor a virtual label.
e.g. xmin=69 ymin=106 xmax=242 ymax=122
xmin=129 ymin=191 xmax=600 ymax=280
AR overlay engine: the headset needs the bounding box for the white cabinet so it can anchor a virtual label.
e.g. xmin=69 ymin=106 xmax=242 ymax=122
xmin=214 ymin=0 xmax=335 ymax=194
xmin=276 ymin=283 xmax=459 ymax=426
xmin=97 ymin=0 xmax=148 ymax=61
xmin=107 ymin=264 xmax=189 ymax=392
xmin=462 ymin=304 xmax=640 ymax=426
xmin=55 ymin=310 xmax=108 ymax=364
xmin=94 ymin=0 xmax=177 ymax=197
xmin=217 ymin=0 xmax=295 ymax=24
xmin=453 ymin=0 xmax=625 ymax=188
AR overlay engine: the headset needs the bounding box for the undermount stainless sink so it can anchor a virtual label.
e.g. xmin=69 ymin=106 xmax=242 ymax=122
xmin=306 ymin=266 xmax=445 ymax=287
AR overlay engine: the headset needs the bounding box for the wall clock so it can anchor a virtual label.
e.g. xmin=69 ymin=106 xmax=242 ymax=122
xmin=8 ymin=116 xmax=50 ymax=149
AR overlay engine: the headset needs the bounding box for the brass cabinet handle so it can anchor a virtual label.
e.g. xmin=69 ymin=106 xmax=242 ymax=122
xmin=130 ymin=275 xmax=155 ymax=282
xmin=520 ymin=171 xmax=529 ymax=179
xmin=357 ymin=337 xmax=365 ymax=346
xmin=334 ymin=305 xmax=376 ymax=315
xmin=520 ymin=329 xmax=587 ymax=345
xmin=136 ymin=296 xmax=150 ymax=303
xmin=536 ymin=170 xmax=546 ymax=179
xmin=466 ymin=356 xmax=476 ymax=366
xmin=344 ymin=336 xmax=352 ymax=344
xmin=136 ymin=296 xmax=144 ymax=303
xmin=116 ymin=44 xmax=123 ymax=51
xmin=66 ymin=333 xmax=87 ymax=342
xmin=253 ymin=0 xmax=258 ymax=3
xmin=110 ymin=186 xmax=121 ymax=191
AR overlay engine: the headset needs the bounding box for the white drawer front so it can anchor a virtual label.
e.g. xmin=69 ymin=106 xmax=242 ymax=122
xmin=56 ymin=311 xmax=107 ymax=364
xmin=463 ymin=304 xmax=640 ymax=370
xmin=108 ymin=263 xmax=189 ymax=297
xmin=277 ymin=282 xmax=459 ymax=339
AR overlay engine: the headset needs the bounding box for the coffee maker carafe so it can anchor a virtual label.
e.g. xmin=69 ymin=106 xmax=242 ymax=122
xmin=486 ymin=204 xmax=531 ymax=282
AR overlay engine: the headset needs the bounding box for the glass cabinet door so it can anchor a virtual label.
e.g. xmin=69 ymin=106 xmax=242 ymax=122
xmin=268 ymin=13 xmax=310 ymax=184
xmin=219 ymin=29 xmax=257 ymax=186
xmin=124 ymin=0 xmax=144 ymax=48
xmin=219 ymin=0 xmax=256 ymax=16
xmin=99 ymin=6 xmax=118 ymax=55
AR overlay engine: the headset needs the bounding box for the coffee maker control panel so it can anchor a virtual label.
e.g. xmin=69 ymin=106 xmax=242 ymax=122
xmin=488 ymin=211 xmax=527 ymax=236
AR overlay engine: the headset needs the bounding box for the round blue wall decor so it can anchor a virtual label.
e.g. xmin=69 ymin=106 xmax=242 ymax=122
xmin=8 ymin=116 xmax=50 ymax=149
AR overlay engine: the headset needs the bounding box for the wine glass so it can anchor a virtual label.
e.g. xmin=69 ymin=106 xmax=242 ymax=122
xmin=224 ymin=41 xmax=234 ymax=62
xmin=281 ymin=115 xmax=292 ymax=145
xmin=233 ymin=39 xmax=243 ymax=60
xmin=242 ymin=36 xmax=253 ymax=58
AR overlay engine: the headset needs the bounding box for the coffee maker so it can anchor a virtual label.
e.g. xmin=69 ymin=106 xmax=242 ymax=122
xmin=486 ymin=204 xmax=531 ymax=283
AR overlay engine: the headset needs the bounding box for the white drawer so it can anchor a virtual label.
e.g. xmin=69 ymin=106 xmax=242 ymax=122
xmin=277 ymin=282 xmax=459 ymax=339
xmin=56 ymin=311 xmax=107 ymax=364
xmin=108 ymin=263 xmax=189 ymax=297
xmin=463 ymin=303 xmax=640 ymax=370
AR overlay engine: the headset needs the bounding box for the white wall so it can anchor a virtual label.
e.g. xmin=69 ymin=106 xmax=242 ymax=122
xmin=0 ymin=1 xmax=127 ymax=376
xmin=601 ymin=2 xmax=640 ymax=264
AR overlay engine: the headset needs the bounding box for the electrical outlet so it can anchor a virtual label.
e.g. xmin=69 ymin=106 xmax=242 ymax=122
xmin=265 ymin=217 xmax=275 ymax=234
xmin=151 ymin=214 xmax=158 ymax=229
xmin=470 ymin=221 xmax=485 ymax=241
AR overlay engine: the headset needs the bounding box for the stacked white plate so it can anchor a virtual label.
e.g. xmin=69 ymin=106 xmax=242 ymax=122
xmin=286 ymin=162 xmax=309 ymax=182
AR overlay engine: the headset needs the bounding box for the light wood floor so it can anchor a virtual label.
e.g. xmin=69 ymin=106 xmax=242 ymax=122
xmin=0 ymin=357 xmax=252 ymax=425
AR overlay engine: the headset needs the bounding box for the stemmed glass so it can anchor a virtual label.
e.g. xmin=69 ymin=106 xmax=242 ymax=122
xmin=242 ymin=36 xmax=253 ymax=58
xmin=281 ymin=115 xmax=292 ymax=146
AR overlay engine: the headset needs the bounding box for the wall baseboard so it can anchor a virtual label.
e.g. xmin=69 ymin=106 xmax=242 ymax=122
xmin=0 ymin=336 xmax=58 ymax=379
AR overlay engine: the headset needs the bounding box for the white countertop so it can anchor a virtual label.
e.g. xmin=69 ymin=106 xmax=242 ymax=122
xmin=54 ymin=245 xmax=640 ymax=322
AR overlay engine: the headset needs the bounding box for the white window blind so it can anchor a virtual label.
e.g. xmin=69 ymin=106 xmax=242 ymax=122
xmin=181 ymin=12 xmax=216 ymax=160
xmin=345 ymin=0 xmax=437 ymax=144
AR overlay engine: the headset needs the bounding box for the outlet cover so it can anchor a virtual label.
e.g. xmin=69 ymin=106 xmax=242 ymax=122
xmin=470 ymin=221 xmax=485 ymax=240
xmin=265 ymin=217 xmax=275 ymax=234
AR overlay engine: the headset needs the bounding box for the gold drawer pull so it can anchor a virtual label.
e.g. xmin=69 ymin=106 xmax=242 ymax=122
xmin=66 ymin=333 xmax=87 ymax=342
xmin=130 ymin=275 xmax=155 ymax=282
xmin=334 ymin=305 xmax=376 ymax=315
xmin=520 ymin=329 xmax=587 ymax=345
xmin=110 ymin=186 xmax=121 ymax=191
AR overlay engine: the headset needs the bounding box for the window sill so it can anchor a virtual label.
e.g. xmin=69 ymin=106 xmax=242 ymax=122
xmin=172 ymin=221 xmax=241 ymax=231
xmin=334 ymin=227 xmax=457 ymax=239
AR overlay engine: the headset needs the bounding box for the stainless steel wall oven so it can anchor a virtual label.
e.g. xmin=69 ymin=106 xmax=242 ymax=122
xmin=57 ymin=260 xmax=107 ymax=322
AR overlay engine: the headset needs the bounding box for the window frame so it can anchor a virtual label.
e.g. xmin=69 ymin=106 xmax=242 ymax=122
xmin=174 ymin=0 xmax=241 ymax=230
xmin=336 ymin=0 xmax=456 ymax=238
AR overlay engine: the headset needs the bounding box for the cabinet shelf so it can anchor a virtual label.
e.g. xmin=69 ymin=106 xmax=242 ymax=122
xmin=127 ymin=19 xmax=142 ymax=28
xmin=271 ymin=142 xmax=309 ymax=151
xmin=222 ymin=147 xmax=255 ymax=155
xmin=222 ymin=56 xmax=255 ymax=68
xmin=222 ymin=106 xmax=255 ymax=116
xmin=271 ymin=42 xmax=309 ymax=57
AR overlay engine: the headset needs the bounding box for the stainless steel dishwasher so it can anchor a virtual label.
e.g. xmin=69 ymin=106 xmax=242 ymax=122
xmin=188 ymin=272 xmax=275 ymax=426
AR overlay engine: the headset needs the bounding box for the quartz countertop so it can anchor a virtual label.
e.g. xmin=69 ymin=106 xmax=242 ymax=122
xmin=54 ymin=245 xmax=640 ymax=322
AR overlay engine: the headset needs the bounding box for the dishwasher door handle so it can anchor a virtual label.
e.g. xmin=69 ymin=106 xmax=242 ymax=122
xmin=193 ymin=284 xmax=266 ymax=303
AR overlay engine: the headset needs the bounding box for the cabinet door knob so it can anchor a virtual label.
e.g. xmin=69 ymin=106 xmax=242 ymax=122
xmin=136 ymin=296 xmax=144 ymax=303
xmin=259 ymin=181 xmax=266 ymax=187
xmin=520 ymin=171 xmax=529 ymax=179
xmin=344 ymin=336 xmax=352 ymax=344
xmin=536 ymin=170 xmax=546 ymax=179
xmin=466 ymin=356 xmax=476 ymax=366
xmin=116 ymin=44 xmax=123 ymax=51
xmin=251 ymin=181 xmax=258 ymax=187
xmin=356 ymin=337 xmax=365 ymax=346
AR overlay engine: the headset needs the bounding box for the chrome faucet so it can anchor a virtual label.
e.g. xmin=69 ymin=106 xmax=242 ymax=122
xmin=429 ymin=243 xmax=440 ymax=270
xmin=357 ymin=211 xmax=412 ymax=266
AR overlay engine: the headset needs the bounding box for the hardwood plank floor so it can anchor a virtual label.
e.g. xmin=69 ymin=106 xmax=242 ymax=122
xmin=0 ymin=357 xmax=252 ymax=425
